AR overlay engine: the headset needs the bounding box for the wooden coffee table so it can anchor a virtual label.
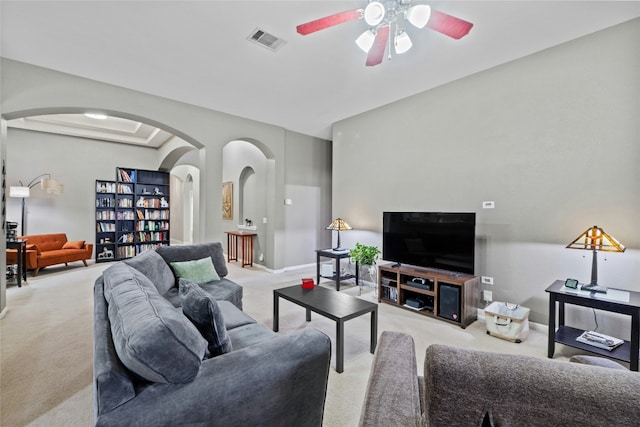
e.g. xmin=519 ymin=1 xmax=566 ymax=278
xmin=273 ymin=284 xmax=378 ymax=373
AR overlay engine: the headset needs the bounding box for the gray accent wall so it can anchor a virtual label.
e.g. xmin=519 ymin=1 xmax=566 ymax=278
xmin=332 ymin=19 xmax=640 ymax=328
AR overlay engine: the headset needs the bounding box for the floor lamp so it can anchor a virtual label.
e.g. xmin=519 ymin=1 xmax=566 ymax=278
xmin=9 ymin=174 xmax=64 ymax=236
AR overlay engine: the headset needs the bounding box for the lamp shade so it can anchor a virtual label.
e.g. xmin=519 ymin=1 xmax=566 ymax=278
xmin=406 ymin=4 xmax=431 ymax=29
xmin=9 ymin=186 xmax=30 ymax=198
xmin=364 ymin=2 xmax=385 ymax=26
xmin=566 ymin=226 xmax=625 ymax=253
xmin=356 ymin=30 xmax=376 ymax=53
xmin=41 ymin=178 xmax=64 ymax=194
xmin=326 ymin=218 xmax=352 ymax=231
xmin=394 ymin=31 xmax=413 ymax=54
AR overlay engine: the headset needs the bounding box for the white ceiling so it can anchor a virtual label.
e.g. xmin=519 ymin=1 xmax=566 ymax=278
xmin=2 ymin=1 xmax=639 ymax=141
xmin=9 ymin=114 xmax=174 ymax=147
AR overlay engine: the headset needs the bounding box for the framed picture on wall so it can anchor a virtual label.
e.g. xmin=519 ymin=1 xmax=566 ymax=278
xmin=222 ymin=181 xmax=233 ymax=220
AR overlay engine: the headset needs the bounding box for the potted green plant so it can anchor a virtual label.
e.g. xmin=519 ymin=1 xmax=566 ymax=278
xmin=349 ymin=242 xmax=381 ymax=266
xmin=350 ymin=243 xmax=381 ymax=294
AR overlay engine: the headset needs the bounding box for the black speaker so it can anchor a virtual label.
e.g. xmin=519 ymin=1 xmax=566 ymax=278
xmin=438 ymin=283 xmax=461 ymax=322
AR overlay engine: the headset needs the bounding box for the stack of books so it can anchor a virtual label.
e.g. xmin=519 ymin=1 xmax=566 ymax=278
xmin=576 ymin=331 xmax=623 ymax=351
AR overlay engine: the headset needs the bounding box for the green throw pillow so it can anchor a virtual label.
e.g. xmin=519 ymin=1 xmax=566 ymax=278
xmin=170 ymin=257 xmax=221 ymax=284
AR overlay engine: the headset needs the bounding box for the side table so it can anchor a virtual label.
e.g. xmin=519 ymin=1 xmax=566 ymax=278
xmin=546 ymin=280 xmax=640 ymax=371
xmin=316 ymin=249 xmax=358 ymax=291
xmin=6 ymin=239 xmax=27 ymax=287
xmin=224 ymin=231 xmax=257 ymax=267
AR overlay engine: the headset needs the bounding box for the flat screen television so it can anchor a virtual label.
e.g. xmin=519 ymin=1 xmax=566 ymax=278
xmin=382 ymin=212 xmax=476 ymax=274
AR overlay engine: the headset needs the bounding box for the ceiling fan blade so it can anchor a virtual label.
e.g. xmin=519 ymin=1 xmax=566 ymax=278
xmin=296 ymin=9 xmax=363 ymax=35
xmin=365 ymin=26 xmax=390 ymax=67
xmin=427 ymin=9 xmax=473 ymax=40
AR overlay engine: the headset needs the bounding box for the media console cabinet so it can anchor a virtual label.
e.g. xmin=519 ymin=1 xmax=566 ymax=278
xmin=378 ymin=263 xmax=479 ymax=328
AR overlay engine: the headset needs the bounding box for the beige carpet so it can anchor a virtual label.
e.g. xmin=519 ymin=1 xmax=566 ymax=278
xmin=1 ymin=260 xmax=583 ymax=426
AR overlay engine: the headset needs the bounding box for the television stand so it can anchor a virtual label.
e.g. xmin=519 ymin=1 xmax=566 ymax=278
xmin=378 ymin=263 xmax=479 ymax=328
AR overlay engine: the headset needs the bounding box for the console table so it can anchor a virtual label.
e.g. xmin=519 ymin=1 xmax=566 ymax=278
xmin=546 ymin=280 xmax=640 ymax=371
xmin=315 ymin=249 xmax=358 ymax=291
xmin=224 ymin=231 xmax=256 ymax=267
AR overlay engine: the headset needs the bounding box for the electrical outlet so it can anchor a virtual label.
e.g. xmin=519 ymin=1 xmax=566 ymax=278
xmin=482 ymin=201 xmax=495 ymax=209
xmin=481 ymin=276 xmax=494 ymax=285
xmin=483 ymin=290 xmax=493 ymax=302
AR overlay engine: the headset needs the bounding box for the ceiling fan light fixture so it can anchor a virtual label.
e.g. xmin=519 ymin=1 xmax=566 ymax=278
xmin=364 ymin=2 xmax=385 ymax=26
xmin=394 ymin=31 xmax=412 ymax=54
xmin=406 ymin=4 xmax=431 ymax=29
xmin=356 ymin=29 xmax=376 ymax=53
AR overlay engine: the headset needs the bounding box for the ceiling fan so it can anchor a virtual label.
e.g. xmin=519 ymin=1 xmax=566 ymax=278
xmin=296 ymin=0 xmax=473 ymax=67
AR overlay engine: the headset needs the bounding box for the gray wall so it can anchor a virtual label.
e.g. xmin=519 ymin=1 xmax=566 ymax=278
xmin=333 ymin=19 xmax=640 ymax=329
xmin=1 ymin=58 xmax=333 ymax=271
xmin=283 ymin=130 xmax=333 ymax=267
xmin=5 ymin=128 xmax=160 ymax=241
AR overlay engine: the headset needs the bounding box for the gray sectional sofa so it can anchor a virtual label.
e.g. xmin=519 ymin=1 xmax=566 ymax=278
xmin=359 ymin=331 xmax=640 ymax=427
xmin=93 ymin=242 xmax=332 ymax=426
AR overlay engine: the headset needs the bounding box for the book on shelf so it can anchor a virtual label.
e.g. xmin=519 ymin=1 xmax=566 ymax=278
xmin=576 ymin=331 xmax=624 ymax=351
xmin=119 ymin=169 xmax=132 ymax=182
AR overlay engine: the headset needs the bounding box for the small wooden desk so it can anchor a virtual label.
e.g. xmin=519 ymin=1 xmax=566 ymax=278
xmin=6 ymin=239 xmax=27 ymax=287
xmin=225 ymin=231 xmax=256 ymax=267
xmin=546 ymin=280 xmax=640 ymax=371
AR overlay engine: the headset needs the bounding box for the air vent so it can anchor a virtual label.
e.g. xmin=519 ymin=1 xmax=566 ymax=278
xmin=247 ymin=27 xmax=287 ymax=52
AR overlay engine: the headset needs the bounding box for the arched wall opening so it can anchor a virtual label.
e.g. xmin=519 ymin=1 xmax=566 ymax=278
xmin=222 ymin=140 xmax=271 ymax=267
xmin=2 ymin=108 xmax=203 ymax=249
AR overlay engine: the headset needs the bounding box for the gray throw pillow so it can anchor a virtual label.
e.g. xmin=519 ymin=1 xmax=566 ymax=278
xmin=180 ymin=278 xmax=233 ymax=357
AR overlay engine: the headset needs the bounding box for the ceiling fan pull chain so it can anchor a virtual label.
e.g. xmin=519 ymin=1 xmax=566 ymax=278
xmin=387 ymin=23 xmax=392 ymax=60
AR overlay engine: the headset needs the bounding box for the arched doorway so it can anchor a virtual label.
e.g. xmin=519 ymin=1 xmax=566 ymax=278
xmin=222 ymin=140 xmax=272 ymax=266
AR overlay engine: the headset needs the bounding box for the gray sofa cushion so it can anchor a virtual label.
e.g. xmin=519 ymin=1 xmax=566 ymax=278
xmin=359 ymin=331 xmax=421 ymax=427
xmin=226 ymin=323 xmax=277 ymax=351
xmin=217 ymin=300 xmax=256 ymax=330
xmin=157 ymin=242 xmax=228 ymax=278
xmin=93 ymin=277 xmax=136 ymax=415
xmin=199 ymin=278 xmax=243 ymax=310
xmin=103 ymin=263 xmax=207 ymax=384
xmin=569 ymin=354 xmax=628 ymax=370
xmin=123 ymin=249 xmax=175 ymax=296
xmin=179 ymin=279 xmax=232 ymax=357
